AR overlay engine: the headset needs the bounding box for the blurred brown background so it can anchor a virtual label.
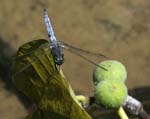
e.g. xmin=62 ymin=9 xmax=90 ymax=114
xmin=0 ymin=0 xmax=150 ymax=118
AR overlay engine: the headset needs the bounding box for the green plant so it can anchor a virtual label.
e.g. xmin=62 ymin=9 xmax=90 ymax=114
xmin=93 ymin=60 xmax=127 ymax=85
xmin=95 ymin=79 xmax=128 ymax=108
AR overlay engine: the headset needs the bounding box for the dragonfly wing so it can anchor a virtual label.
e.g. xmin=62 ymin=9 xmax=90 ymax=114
xmin=13 ymin=39 xmax=55 ymax=75
xmin=59 ymin=41 xmax=107 ymax=71
xmin=60 ymin=41 xmax=107 ymax=58
xmin=13 ymin=54 xmax=46 ymax=75
xmin=13 ymin=43 xmax=51 ymax=62
xmin=65 ymin=48 xmax=108 ymax=71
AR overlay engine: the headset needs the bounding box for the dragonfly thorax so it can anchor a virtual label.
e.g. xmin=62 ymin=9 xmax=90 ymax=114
xmin=51 ymin=43 xmax=64 ymax=65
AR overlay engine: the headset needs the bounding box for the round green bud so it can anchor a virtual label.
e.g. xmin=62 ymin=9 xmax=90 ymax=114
xmin=93 ymin=60 xmax=127 ymax=85
xmin=95 ymin=80 xmax=128 ymax=108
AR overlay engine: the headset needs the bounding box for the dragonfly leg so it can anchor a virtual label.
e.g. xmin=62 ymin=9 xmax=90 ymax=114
xmin=55 ymin=65 xmax=61 ymax=72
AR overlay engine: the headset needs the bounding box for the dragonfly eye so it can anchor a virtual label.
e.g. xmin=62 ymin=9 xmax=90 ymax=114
xmin=52 ymin=51 xmax=64 ymax=65
xmin=55 ymin=57 xmax=64 ymax=65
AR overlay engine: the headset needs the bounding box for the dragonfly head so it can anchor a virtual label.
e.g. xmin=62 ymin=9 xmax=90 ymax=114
xmin=51 ymin=43 xmax=64 ymax=65
xmin=55 ymin=55 xmax=64 ymax=65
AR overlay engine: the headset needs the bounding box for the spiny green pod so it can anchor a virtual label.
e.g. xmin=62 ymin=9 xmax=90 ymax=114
xmin=95 ymin=80 xmax=128 ymax=108
xmin=93 ymin=60 xmax=127 ymax=85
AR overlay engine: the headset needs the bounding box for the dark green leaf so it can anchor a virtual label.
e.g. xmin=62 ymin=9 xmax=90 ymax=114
xmin=12 ymin=39 xmax=92 ymax=119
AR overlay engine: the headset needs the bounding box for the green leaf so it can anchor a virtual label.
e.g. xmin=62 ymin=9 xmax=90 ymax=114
xmin=12 ymin=39 xmax=92 ymax=119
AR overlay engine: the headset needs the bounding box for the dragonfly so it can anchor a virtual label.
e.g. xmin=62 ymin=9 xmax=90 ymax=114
xmin=43 ymin=9 xmax=64 ymax=66
xmin=13 ymin=9 xmax=108 ymax=74
xmin=43 ymin=9 xmax=107 ymax=70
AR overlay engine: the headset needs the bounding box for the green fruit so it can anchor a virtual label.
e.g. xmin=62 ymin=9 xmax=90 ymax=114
xmin=93 ymin=60 xmax=127 ymax=85
xmin=95 ymin=80 xmax=128 ymax=108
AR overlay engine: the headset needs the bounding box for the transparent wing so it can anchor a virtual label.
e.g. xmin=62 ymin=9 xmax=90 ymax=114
xmin=13 ymin=41 xmax=52 ymax=75
xmin=13 ymin=39 xmax=108 ymax=74
xmin=60 ymin=41 xmax=107 ymax=58
xmin=59 ymin=41 xmax=108 ymax=71
xmin=12 ymin=44 xmax=51 ymax=61
xmin=13 ymin=54 xmax=46 ymax=75
xmin=65 ymin=48 xmax=108 ymax=71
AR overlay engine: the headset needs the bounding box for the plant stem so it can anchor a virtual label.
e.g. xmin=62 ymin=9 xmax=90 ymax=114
xmin=118 ymin=106 xmax=129 ymax=119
